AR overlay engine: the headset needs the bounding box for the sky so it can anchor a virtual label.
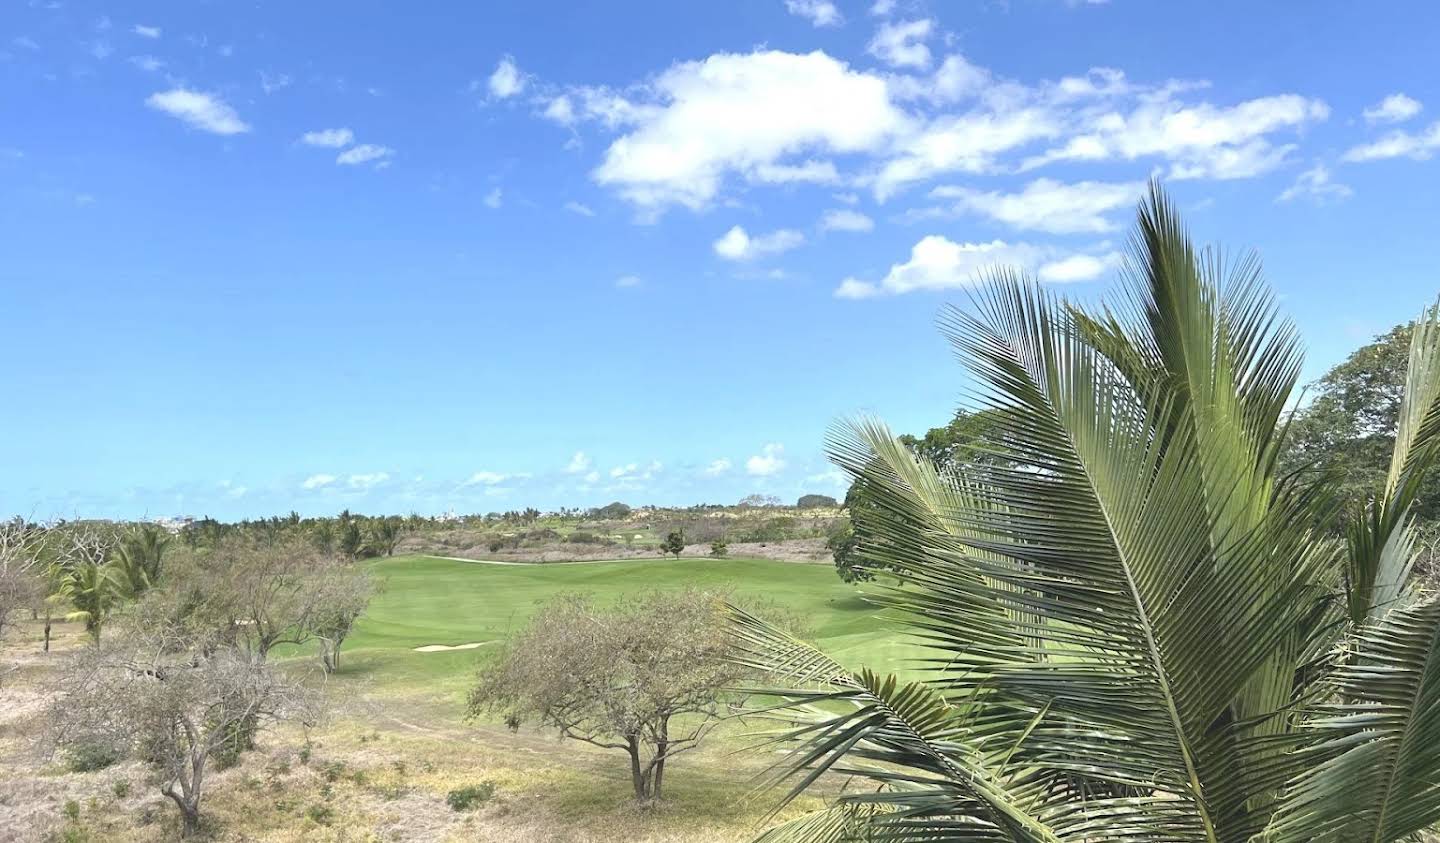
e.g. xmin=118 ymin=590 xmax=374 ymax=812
xmin=4 ymin=0 xmax=1440 ymax=521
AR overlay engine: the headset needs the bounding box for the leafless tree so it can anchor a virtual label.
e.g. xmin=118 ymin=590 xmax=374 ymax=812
xmin=47 ymin=621 xmax=317 ymax=837
xmin=468 ymin=589 xmax=742 ymax=801
xmin=0 ymin=518 xmax=43 ymax=643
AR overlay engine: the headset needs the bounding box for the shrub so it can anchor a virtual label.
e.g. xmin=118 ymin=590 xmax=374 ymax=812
xmin=710 ymin=539 xmax=728 ymax=557
xmin=304 ymin=804 xmax=335 ymax=826
xmin=65 ymin=742 xmax=120 ymax=773
xmin=112 ymin=780 xmax=130 ymax=799
xmin=446 ymin=782 xmax=496 ymax=811
xmin=566 ymin=531 xmax=601 ymax=544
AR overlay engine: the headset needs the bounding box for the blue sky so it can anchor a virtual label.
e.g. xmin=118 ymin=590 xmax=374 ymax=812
xmin=4 ymin=0 xmax=1440 ymax=520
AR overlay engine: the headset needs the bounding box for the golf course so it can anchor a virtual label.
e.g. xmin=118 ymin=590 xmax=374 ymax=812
xmin=328 ymin=554 xmax=911 ymax=706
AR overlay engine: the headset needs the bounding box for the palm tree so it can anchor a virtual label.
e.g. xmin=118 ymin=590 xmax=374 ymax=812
xmin=734 ymin=185 xmax=1440 ymax=843
xmin=54 ymin=556 xmax=124 ymax=643
xmin=113 ymin=524 xmax=170 ymax=597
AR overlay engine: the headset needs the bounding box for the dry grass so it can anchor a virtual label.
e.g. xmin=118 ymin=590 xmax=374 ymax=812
xmin=0 ymin=619 xmax=820 ymax=843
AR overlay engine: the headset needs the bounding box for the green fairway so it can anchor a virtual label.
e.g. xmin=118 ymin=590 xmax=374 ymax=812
xmin=324 ymin=554 xmax=913 ymax=709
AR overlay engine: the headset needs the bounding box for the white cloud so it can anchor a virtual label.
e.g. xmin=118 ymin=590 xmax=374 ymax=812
xmin=1342 ymin=122 xmax=1440 ymax=162
xmin=128 ymin=55 xmax=163 ymax=72
xmin=704 ymin=458 xmax=733 ymax=476
xmin=805 ymin=468 xmax=848 ymax=487
xmin=874 ymin=108 xmax=1061 ymax=199
xmin=300 ymin=127 xmax=355 ymax=148
xmin=930 ymin=178 xmax=1145 ymax=233
xmin=88 ymin=41 xmax=113 ymax=60
xmin=746 ymin=444 xmax=787 ymax=476
xmin=302 ymin=473 xmax=337 ymax=490
xmin=484 ymin=187 xmax=503 ymax=208
xmin=566 ymin=451 xmax=593 ymax=473
xmin=819 ymin=208 xmax=875 ymax=232
xmin=1037 ymin=251 xmax=1121 ymax=282
xmin=336 ymin=143 xmax=393 ymax=165
xmin=12 ymin=36 xmax=39 ymax=51
xmin=1026 ymin=94 xmax=1329 ymax=180
xmin=145 ymin=89 xmax=251 ymax=135
xmin=1364 ymin=93 xmax=1422 ymax=125
xmin=564 ymin=200 xmax=596 ymax=216
xmin=488 ymin=55 xmax=526 ymax=98
xmin=786 ymin=0 xmax=844 ymax=27
xmin=868 ymin=19 xmax=934 ymax=69
xmin=835 ymin=235 xmax=1113 ymax=298
xmin=713 ymin=225 xmax=805 ymax=260
xmin=592 ymin=50 xmax=909 ymax=211
xmin=1277 ymin=163 xmax=1353 ymax=203
xmin=870 ymin=0 xmax=897 ymax=14
xmin=348 ymin=472 xmax=390 ymax=490
xmin=463 ymin=471 xmax=509 ymax=486
xmin=609 ymin=461 xmax=663 ymax=486
xmin=615 ymin=274 xmax=642 ymax=288
xmin=582 ymin=471 xmax=601 ymax=484
xmin=132 ymin=24 xmax=160 ymax=39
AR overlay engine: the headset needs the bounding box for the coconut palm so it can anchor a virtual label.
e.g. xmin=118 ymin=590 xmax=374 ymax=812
xmin=113 ymin=523 xmax=170 ymax=597
xmin=734 ymin=185 xmax=1440 ymax=843
xmin=54 ymin=556 xmax=124 ymax=643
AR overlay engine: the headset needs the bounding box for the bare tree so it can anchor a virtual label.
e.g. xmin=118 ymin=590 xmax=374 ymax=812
xmin=48 ymin=621 xmax=316 ymax=837
xmin=468 ymin=589 xmax=741 ymax=801
xmin=0 ymin=518 xmax=43 ymax=643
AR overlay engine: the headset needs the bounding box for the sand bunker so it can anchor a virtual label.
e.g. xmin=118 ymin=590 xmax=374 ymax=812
xmin=412 ymin=642 xmax=491 ymax=653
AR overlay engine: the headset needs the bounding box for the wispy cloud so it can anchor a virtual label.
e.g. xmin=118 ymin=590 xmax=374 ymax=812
xmin=145 ymin=89 xmax=250 ymax=135
xmin=302 ymin=473 xmax=337 ymax=490
xmin=132 ymin=24 xmax=161 ymax=39
xmin=336 ymin=143 xmax=393 ymax=166
xmin=300 ymin=127 xmax=355 ymax=148
xmin=713 ymin=225 xmax=804 ymax=261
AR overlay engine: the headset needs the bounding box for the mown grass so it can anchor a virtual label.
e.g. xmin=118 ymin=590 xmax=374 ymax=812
xmin=309 ymin=554 xmax=914 ymax=710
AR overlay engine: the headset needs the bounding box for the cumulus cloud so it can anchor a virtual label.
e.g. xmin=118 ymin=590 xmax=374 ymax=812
xmin=713 ymin=225 xmax=805 ymax=260
xmin=1277 ymin=163 xmax=1353 ymax=203
xmin=592 ymin=50 xmax=909 ymax=211
xmin=336 ymin=143 xmax=393 ymax=165
xmin=300 ymin=127 xmax=355 ymax=148
xmin=835 ymin=235 xmax=1115 ymax=298
xmin=746 ymin=444 xmax=787 ymax=476
xmin=488 ymin=55 xmax=526 ymax=98
xmin=929 ymin=178 xmax=1145 ymax=233
xmin=868 ymin=19 xmax=934 ymax=69
xmin=529 ymin=46 xmax=1329 ymax=212
xmin=145 ymin=89 xmax=250 ymax=135
xmin=1364 ymin=93 xmax=1422 ymax=125
xmin=819 ymin=208 xmax=875 ymax=232
xmin=302 ymin=473 xmax=337 ymax=490
xmin=704 ymin=458 xmax=733 ymax=476
xmin=566 ymin=451 xmax=593 ymax=473
xmin=786 ymin=0 xmax=844 ymax=27
xmin=1342 ymin=122 xmax=1440 ymax=162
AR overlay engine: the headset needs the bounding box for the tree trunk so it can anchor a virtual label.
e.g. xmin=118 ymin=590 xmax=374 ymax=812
xmin=43 ymin=616 xmax=51 ymax=652
xmin=653 ymin=715 xmax=669 ymax=800
xmin=626 ymin=736 xmax=649 ymax=800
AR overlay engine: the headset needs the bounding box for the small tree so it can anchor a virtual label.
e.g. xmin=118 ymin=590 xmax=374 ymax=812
xmin=468 ymin=590 xmax=740 ymax=801
xmin=312 ymin=565 xmax=377 ymax=673
xmin=710 ymin=539 xmax=728 ymax=558
xmin=660 ymin=530 xmax=685 ymax=559
xmin=206 ymin=539 xmax=346 ymax=660
xmin=51 ymin=528 xmax=122 ymax=643
xmin=796 ymin=494 xmax=838 ymax=508
xmin=338 ymin=520 xmax=364 ymax=561
xmin=49 ymin=625 xmax=314 ymax=837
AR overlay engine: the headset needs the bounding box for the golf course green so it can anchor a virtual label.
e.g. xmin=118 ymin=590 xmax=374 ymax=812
xmin=328 ymin=554 xmax=912 ymax=707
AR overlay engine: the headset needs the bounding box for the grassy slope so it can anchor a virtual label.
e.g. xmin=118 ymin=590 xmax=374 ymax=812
xmin=325 ymin=554 xmax=911 ymax=709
